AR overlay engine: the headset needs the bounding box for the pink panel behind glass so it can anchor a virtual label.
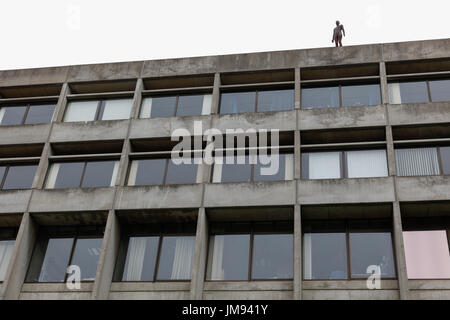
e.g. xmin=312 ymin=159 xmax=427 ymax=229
xmin=403 ymin=230 xmax=450 ymax=279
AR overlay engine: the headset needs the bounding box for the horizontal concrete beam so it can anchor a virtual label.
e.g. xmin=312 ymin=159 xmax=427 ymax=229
xmin=396 ymin=176 xmax=450 ymax=201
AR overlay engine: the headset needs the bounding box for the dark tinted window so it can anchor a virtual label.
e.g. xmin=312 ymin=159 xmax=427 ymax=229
xmin=220 ymin=92 xmax=256 ymax=114
xmin=176 ymin=95 xmax=204 ymax=117
xmin=81 ymin=161 xmax=116 ymax=188
xmin=122 ymin=236 xmax=159 ymax=281
xmin=252 ymin=234 xmax=293 ymax=279
xmin=2 ymin=165 xmax=37 ymax=190
xmin=398 ymin=81 xmax=429 ymax=104
xmin=156 ymin=236 xmax=195 ymax=280
xmin=24 ymin=104 xmax=56 ymax=124
xmin=430 ymin=79 xmax=450 ymax=102
xmin=150 ymin=97 xmax=177 ymax=118
xmin=219 ymin=156 xmax=252 ymax=183
xmin=257 ymin=89 xmax=294 ymax=112
xmin=165 ymin=160 xmax=198 ymax=185
xmin=70 ymin=238 xmax=102 ymax=281
xmin=0 ymin=106 xmax=27 ymax=126
xmin=342 ymin=84 xmax=381 ymax=107
xmin=254 ymin=153 xmax=287 ymax=182
xmin=36 ymin=238 xmax=74 ymax=282
xmin=53 ymin=162 xmax=85 ymax=189
xmin=301 ymin=87 xmax=339 ymax=109
xmin=133 ymin=159 xmax=166 ymax=186
xmin=440 ymin=146 xmax=450 ymax=175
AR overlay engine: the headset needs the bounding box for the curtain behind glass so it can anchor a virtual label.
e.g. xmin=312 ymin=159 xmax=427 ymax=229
xmin=101 ymin=99 xmax=132 ymax=120
xmin=395 ymin=148 xmax=440 ymax=176
xmin=170 ymin=237 xmax=195 ymax=280
xmin=0 ymin=240 xmax=14 ymax=281
xmin=346 ymin=150 xmax=388 ymax=178
xmin=123 ymin=237 xmax=147 ymax=281
xmin=308 ymin=152 xmax=341 ymax=179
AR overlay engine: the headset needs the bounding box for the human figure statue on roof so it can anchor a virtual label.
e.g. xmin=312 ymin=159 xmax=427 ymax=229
xmin=332 ymin=21 xmax=345 ymax=47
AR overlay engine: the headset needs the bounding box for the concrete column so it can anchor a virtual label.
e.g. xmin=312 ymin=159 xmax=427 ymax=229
xmin=1 ymin=212 xmax=38 ymax=300
xmin=385 ymin=125 xmax=397 ymax=176
xmin=130 ymin=78 xmax=144 ymax=119
xmin=54 ymin=83 xmax=71 ymax=122
xmin=91 ymin=210 xmax=121 ymax=300
xmin=392 ymin=201 xmax=409 ymax=300
xmin=32 ymin=142 xmax=52 ymax=189
xmin=190 ymin=207 xmax=209 ymax=300
xmin=116 ymin=140 xmax=132 ymax=187
xmin=293 ymin=204 xmax=302 ymax=300
xmin=379 ymin=62 xmax=389 ymax=105
xmin=294 ymin=67 xmax=301 ymax=110
xmin=294 ymin=131 xmax=301 ymax=180
xmin=210 ymin=73 xmax=221 ymax=115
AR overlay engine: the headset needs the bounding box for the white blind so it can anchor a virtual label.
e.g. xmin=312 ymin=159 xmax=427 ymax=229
xmin=395 ymin=148 xmax=440 ymax=176
xmin=101 ymin=98 xmax=133 ymax=120
xmin=346 ymin=149 xmax=388 ymax=178
xmin=309 ymin=152 xmax=341 ymax=179
xmin=64 ymin=100 xmax=98 ymax=122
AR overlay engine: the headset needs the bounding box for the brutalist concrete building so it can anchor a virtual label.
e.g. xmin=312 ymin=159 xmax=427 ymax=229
xmin=0 ymin=38 xmax=449 ymax=300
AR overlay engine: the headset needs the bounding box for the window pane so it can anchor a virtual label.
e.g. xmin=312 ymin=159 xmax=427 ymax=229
xmin=53 ymin=162 xmax=85 ymax=189
xmin=301 ymin=87 xmax=340 ymax=109
xmin=342 ymin=84 xmax=381 ymax=107
xmin=429 ymin=79 xmax=450 ymax=102
xmin=395 ymin=148 xmax=440 ymax=176
xmin=176 ymin=95 xmax=204 ymax=117
xmin=303 ymin=152 xmax=341 ymax=179
xmin=0 ymin=106 xmax=27 ymax=125
xmin=2 ymin=165 xmax=37 ymax=190
xmin=252 ymin=234 xmax=293 ymax=279
xmin=165 ymin=159 xmax=198 ymax=185
xmin=349 ymin=232 xmax=396 ymax=279
xmin=403 ymin=230 xmax=450 ymax=279
xmin=101 ymin=99 xmax=132 ymax=120
xmin=254 ymin=153 xmax=288 ymax=182
xmin=388 ymin=82 xmax=428 ymax=104
xmin=303 ymin=232 xmax=348 ymax=280
xmin=0 ymin=240 xmax=15 ymax=281
xmin=150 ymin=96 xmax=177 ymax=118
xmin=156 ymin=236 xmax=195 ymax=280
xmin=81 ymin=161 xmax=116 ymax=188
xmin=70 ymin=238 xmax=102 ymax=281
xmin=24 ymin=104 xmax=56 ymax=124
xmin=131 ymin=159 xmax=166 ymax=186
xmin=217 ymin=155 xmax=252 ymax=183
xmin=207 ymin=234 xmax=250 ymax=280
xmin=122 ymin=236 xmax=159 ymax=281
xmin=440 ymin=146 xmax=450 ymax=175
xmin=0 ymin=167 xmax=5 ymax=182
xmin=38 ymin=238 xmax=74 ymax=282
xmin=64 ymin=101 xmax=98 ymax=122
xmin=346 ymin=150 xmax=388 ymax=178
xmin=220 ymin=92 xmax=256 ymax=114
xmin=257 ymin=89 xmax=294 ymax=112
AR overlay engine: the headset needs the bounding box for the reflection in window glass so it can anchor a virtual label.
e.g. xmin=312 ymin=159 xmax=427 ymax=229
xmin=207 ymin=234 xmax=250 ymax=281
xmin=156 ymin=236 xmax=195 ymax=280
xmin=0 ymin=240 xmax=15 ymax=281
xmin=70 ymin=238 xmax=102 ymax=281
xmin=81 ymin=161 xmax=117 ymax=188
xmin=165 ymin=160 xmax=198 ymax=185
xmin=345 ymin=150 xmax=388 ymax=178
xmin=440 ymin=147 xmax=450 ymax=175
xmin=176 ymin=95 xmax=204 ymax=117
xmin=254 ymin=153 xmax=292 ymax=182
xmin=429 ymin=79 xmax=450 ymax=102
xmin=349 ymin=232 xmax=396 ymax=279
xmin=388 ymin=82 xmax=429 ymax=104
xmin=128 ymin=159 xmax=166 ymax=186
xmin=220 ymin=92 xmax=256 ymax=114
xmin=301 ymin=87 xmax=340 ymax=109
xmin=64 ymin=101 xmax=98 ymax=122
xmin=2 ymin=165 xmax=37 ymax=190
xmin=303 ymin=232 xmax=348 ymax=280
xmin=252 ymin=234 xmax=293 ymax=279
xmin=214 ymin=155 xmax=252 ymax=183
xmin=342 ymin=84 xmax=381 ymax=107
xmin=395 ymin=148 xmax=440 ymax=176
xmin=50 ymin=162 xmax=85 ymax=189
xmin=24 ymin=104 xmax=56 ymax=124
xmin=301 ymin=152 xmax=341 ymax=180
xmin=257 ymin=89 xmax=294 ymax=112
xmin=403 ymin=230 xmax=450 ymax=279
xmin=0 ymin=106 xmax=27 ymax=126
xmin=149 ymin=96 xmax=177 ymax=118
xmin=122 ymin=236 xmax=159 ymax=281
xmin=38 ymin=238 xmax=74 ymax=282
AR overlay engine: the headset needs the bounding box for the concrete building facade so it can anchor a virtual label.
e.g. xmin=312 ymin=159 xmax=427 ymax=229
xmin=0 ymin=38 xmax=449 ymax=300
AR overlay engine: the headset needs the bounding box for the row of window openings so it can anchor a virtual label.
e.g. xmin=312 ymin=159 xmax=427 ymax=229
xmin=2 ymin=146 xmax=450 ymax=190
xmin=5 ymin=223 xmax=448 ymax=283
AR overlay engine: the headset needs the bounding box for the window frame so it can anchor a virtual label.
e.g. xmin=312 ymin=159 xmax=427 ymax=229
xmin=0 ymin=163 xmax=38 ymax=190
xmin=394 ymin=145 xmax=449 ymax=177
xmin=388 ymin=78 xmax=450 ymax=104
xmin=64 ymin=98 xmax=133 ymax=122
xmin=0 ymin=103 xmax=56 ymax=126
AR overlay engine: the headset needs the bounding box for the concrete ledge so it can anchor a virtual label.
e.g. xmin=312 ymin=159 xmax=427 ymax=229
xmin=388 ymin=102 xmax=450 ymax=126
xmin=66 ymin=62 xmax=143 ymax=83
xmin=28 ymin=188 xmax=115 ymax=212
xmin=302 ymin=280 xmax=398 ymax=290
xmin=302 ymin=289 xmax=399 ymax=300
xmin=211 ymin=111 xmax=296 ymax=132
xmin=115 ymin=185 xmax=203 ymax=209
xmin=0 ymin=124 xmax=50 ymax=145
xmin=19 ymin=283 xmax=93 ymax=300
xmin=298 ymin=177 xmax=395 ymax=204
xmin=0 ymin=190 xmax=32 ymax=213
xmin=21 ymin=282 xmax=93 ymax=292
xmin=203 ymin=291 xmax=292 ymax=300
xmin=109 ymin=291 xmax=189 ymax=300
xmin=110 ymin=282 xmax=190 ymax=292
xmin=204 ymin=281 xmax=292 ymax=291
xmin=408 ymin=279 xmax=450 ymax=290
xmin=299 ymin=106 xmax=386 ymax=130
xmin=382 ymin=38 xmax=450 ymax=62
xmin=396 ymin=176 xmax=450 ymax=201
xmin=50 ymin=120 xmax=129 ymax=142
xmin=203 ymin=181 xmax=296 ymax=207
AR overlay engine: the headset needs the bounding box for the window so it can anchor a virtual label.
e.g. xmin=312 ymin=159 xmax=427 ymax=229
xmin=140 ymin=94 xmax=212 ymax=118
xmin=212 ymin=154 xmax=294 ymax=183
xmin=301 ymin=84 xmax=381 ymax=109
xmin=0 ymin=240 xmax=15 ymax=281
xmin=219 ymin=89 xmax=294 ymax=114
xmin=206 ymin=223 xmax=293 ymax=281
xmin=64 ymin=98 xmax=133 ymax=122
xmin=389 ymin=79 xmax=450 ymax=104
xmin=26 ymin=230 xmax=103 ymax=283
xmin=45 ymin=160 xmax=119 ymax=189
xmin=303 ymin=220 xmax=396 ymax=280
xmin=429 ymin=79 xmax=450 ymax=102
xmin=0 ymin=164 xmax=37 ymax=190
xmin=301 ymin=150 xmax=388 ymax=179
xmin=128 ymin=158 xmax=200 ymax=186
xmin=394 ymin=147 xmax=450 ymax=176
xmin=0 ymin=103 xmax=56 ymax=126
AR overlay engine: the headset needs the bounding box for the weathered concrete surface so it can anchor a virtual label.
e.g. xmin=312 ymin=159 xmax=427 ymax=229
xmin=396 ymin=176 xmax=450 ymax=201
xmin=0 ymin=124 xmax=51 ymax=145
xmin=50 ymin=120 xmax=129 ymax=142
xmin=302 ymin=290 xmax=399 ymax=300
xmin=388 ymin=103 xmax=450 ymax=126
xmin=408 ymin=280 xmax=450 ymax=300
xmin=212 ymin=111 xmax=296 ymax=132
xmin=109 ymin=282 xmax=190 ymax=300
xmin=20 ymin=283 xmax=93 ymax=300
xmin=203 ymin=281 xmax=293 ymax=300
xmin=0 ymin=190 xmax=32 ymax=213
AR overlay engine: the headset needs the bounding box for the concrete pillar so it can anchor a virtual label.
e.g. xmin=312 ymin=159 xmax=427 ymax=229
xmin=54 ymin=83 xmax=71 ymax=122
xmin=32 ymin=142 xmax=52 ymax=189
xmin=116 ymin=140 xmax=132 ymax=187
xmin=190 ymin=207 xmax=209 ymax=300
xmin=294 ymin=131 xmax=301 ymax=180
xmin=294 ymin=67 xmax=301 ymax=110
xmin=1 ymin=212 xmax=38 ymax=300
xmin=385 ymin=125 xmax=397 ymax=176
xmin=379 ymin=62 xmax=390 ymax=105
xmin=130 ymin=78 xmax=144 ymax=119
xmin=293 ymin=205 xmax=302 ymax=300
xmin=392 ymin=201 xmax=409 ymax=300
xmin=91 ymin=210 xmax=121 ymax=300
xmin=210 ymin=73 xmax=221 ymax=115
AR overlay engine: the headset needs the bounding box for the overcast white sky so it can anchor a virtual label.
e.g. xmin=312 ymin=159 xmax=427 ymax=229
xmin=1 ymin=0 xmax=449 ymax=70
